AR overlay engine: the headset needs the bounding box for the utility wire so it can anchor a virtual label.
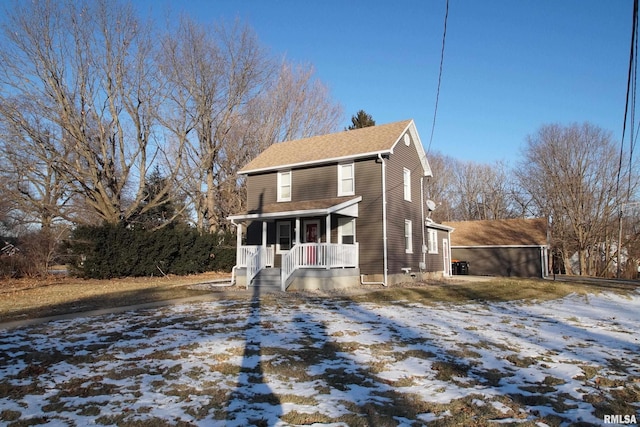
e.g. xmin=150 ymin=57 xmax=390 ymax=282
xmin=629 ymin=11 xmax=638 ymax=202
xmin=427 ymin=0 xmax=449 ymax=154
xmin=616 ymin=0 xmax=638 ymax=205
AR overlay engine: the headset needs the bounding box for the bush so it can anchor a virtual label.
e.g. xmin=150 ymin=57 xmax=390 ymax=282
xmin=1 ymin=228 xmax=70 ymax=278
xmin=68 ymin=223 xmax=236 ymax=279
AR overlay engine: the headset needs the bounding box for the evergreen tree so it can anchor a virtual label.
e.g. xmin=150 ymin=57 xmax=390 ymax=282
xmin=132 ymin=167 xmax=186 ymax=229
xmin=346 ymin=110 xmax=376 ymax=130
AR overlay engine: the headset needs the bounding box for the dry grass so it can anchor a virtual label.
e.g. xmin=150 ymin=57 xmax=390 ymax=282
xmin=351 ymin=277 xmax=631 ymax=305
xmin=0 ymin=274 xmax=635 ymax=325
xmin=0 ymin=271 xmax=238 ymax=323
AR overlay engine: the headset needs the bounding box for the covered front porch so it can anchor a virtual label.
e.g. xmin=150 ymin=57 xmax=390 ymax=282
xmin=228 ymin=197 xmax=362 ymax=291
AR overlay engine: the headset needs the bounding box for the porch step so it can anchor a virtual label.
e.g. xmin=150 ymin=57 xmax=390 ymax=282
xmin=251 ymin=268 xmax=282 ymax=292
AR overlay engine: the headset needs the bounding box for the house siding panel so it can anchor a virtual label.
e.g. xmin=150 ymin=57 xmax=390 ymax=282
xmin=291 ymin=164 xmax=337 ymax=201
xmin=353 ymin=158 xmax=384 ymax=275
xmin=247 ymin=173 xmax=277 ymax=211
xmin=384 ymin=132 xmax=426 ymax=275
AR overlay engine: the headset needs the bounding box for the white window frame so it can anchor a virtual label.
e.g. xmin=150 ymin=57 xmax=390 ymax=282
xmin=338 ymin=163 xmax=355 ymax=196
xmin=403 ymin=168 xmax=411 ymax=201
xmin=428 ymin=229 xmax=438 ymax=254
xmin=404 ymin=219 xmax=413 ymax=253
xmin=276 ymin=221 xmax=291 ymax=254
xmin=277 ymin=170 xmax=291 ymax=202
xmin=337 ymin=217 xmax=356 ymax=244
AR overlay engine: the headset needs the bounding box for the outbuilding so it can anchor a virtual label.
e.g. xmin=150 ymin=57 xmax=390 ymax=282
xmin=443 ymin=218 xmax=550 ymax=278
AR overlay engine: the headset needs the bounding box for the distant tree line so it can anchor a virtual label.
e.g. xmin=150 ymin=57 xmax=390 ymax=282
xmin=428 ymin=122 xmax=639 ymax=278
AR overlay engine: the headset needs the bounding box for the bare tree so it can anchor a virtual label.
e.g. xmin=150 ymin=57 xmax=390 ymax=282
xmin=448 ymin=159 xmax=516 ymax=221
xmin=425 ymin=151 xmax=456 ymax=222
xmin=517 ymin=123 xmax=628 ymax=276
xmin=161 ymin=18 xmax=342 ymax=233
xmin=0 ymin=0 xmax=182 ymax=226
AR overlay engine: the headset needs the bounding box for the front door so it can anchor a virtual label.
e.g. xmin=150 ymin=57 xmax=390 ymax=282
xmin=303 ymin=220 xmax=320 ymax=265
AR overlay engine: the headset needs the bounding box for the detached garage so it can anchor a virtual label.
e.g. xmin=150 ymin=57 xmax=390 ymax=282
xmin=443 ymin=218 xmax=550 ymax=278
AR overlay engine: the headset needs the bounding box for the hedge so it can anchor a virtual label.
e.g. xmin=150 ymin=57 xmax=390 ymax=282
xmin=68 ymin=223 xmax=235 ymax=279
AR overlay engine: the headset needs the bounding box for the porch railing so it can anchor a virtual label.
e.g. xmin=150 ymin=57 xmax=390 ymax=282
xmin=238 ymin=245 xmax=274 ymax=287
xmin=281 ymin=243 xmax=359 ymax=291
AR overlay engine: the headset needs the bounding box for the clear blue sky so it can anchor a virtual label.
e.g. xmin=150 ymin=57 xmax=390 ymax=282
xmin=41 ymin=1 xmax=640 ymax=164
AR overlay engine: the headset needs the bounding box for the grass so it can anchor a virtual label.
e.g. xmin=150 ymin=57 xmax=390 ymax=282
xmin=0 ymin=272 xmax=234 ymax=323
xmin=0 ymin=274 xmax=635 ymax=325
xmin=0 ymin=275 xmax=638 ymax=426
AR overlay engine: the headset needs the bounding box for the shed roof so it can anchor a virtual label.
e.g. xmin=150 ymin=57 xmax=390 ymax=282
xmin=444 ymin=218 xmax=548 ymax=247
xmin=239 ymin=119 xmax=428 ymax=174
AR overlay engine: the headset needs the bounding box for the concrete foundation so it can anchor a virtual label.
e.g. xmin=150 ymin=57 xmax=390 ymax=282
xmin=287 ymin=268 xmax=361 ymax=291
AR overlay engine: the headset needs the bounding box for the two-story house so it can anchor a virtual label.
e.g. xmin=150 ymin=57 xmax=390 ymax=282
xmin=228 ymin=119 xmax=453 ymax=291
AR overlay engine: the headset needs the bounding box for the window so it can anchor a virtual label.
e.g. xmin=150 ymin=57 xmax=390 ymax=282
xmin=338 ymin=163 xmax=355 ymax=196
xmin=404 ymin=220 xmax=413 ymax=253
xmin=277 ymin=171 xmax=291 ymax=202
xmin=338 ymin=218 xmax=355 ymax=244
xmin=276 ymin=221 xmax=291 ymax=253
xmin=428 ymin=229 xmax=438 ymax=254
xmin=403 ymin=168 xmax=411 ymax=201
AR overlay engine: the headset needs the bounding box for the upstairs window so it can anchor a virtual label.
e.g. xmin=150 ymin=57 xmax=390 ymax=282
xmin=338 ymin=163 xmax=355 ymax=196
xmin=403 ymin=168 xmax=411 ymax=201
xmin=277 ymin=170 xmax=291 ymax=202
xmin=405 ymin=220 xmax=413 ymax=253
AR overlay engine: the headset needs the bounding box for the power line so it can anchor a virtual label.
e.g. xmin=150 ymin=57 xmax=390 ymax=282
xmin=427 ymin=0 xmax=449 ymax=154
xmin=616 ymin=0 xmax=638 ymax=205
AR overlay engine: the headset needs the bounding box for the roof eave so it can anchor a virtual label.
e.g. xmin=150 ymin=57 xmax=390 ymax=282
xmin=238 ymin=151 xmax=392 ymax=175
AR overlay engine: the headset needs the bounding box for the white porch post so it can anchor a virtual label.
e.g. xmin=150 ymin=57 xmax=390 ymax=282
xmin=325 ymin=214 xmax=331 ymax=244
xmin=295 ymin=217 xmax=300 ymax=245
xmin=262 ymin=221 xmax=267 ymax=249
xmin=235 ymin=222 xmax=243 ymax=263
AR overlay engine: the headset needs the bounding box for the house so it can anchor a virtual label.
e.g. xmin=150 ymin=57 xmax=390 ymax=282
xmin=443 ymin=218 xmax=550 ymax=278
xmin=227 ymin=119 xmax=453 ymax=291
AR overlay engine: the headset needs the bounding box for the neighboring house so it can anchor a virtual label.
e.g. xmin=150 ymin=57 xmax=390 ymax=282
xmin=228 ymin=119 xmax=453 ymax=291
xmin=443 ymin=218 xmax=550 ymax=278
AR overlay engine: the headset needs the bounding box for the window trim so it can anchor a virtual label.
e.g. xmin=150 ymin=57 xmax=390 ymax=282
xmin=403 ymin=168 xmax=411 ymax=201
xmin=337 ymin=162 xmax=355 ymax=196
xmin=404 ymin=219 xmax=413 ymax=253
xmin=337 ymin=217 xmax=356 ymax=245
xmin=428 ymin=229 xmax=439 ymax=254
xmin=277 ymin=170 xmax=292 ymax=202
xmin=276 ymin=221 xmax=292 ymax=254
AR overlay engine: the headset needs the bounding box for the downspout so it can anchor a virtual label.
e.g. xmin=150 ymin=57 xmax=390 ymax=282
xmin=361 ymin=153 xmax=388 ymax=286
xmin=420 ymin=176 xmax=426 ymax=270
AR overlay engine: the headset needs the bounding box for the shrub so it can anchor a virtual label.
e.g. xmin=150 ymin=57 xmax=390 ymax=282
xmin=68 ymin=223 xmax=235 ymax=279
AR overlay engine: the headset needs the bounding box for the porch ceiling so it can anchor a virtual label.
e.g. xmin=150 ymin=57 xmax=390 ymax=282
xmin=228 ymin=196 xmax=362 ymax=221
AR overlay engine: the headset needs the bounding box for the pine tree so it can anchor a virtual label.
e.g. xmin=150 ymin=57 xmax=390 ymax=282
xmin=346 ymin=110 xmax=376 ymax=130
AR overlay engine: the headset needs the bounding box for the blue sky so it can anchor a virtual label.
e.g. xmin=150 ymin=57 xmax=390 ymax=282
xmin=32 ymin=1 xmax=640 ymax=164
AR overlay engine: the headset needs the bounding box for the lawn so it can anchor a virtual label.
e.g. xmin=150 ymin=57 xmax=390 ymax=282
xmin=0 ymin=276 xmax=639 ymax=426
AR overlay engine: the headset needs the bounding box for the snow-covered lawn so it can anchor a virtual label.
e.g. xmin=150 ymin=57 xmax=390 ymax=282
xmin=1 ymin=290 xmax=639 ymax=426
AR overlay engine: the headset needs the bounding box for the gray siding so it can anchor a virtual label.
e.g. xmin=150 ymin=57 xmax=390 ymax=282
xmin=352 ymin=159 xmax=384 ymax=275
xmin=246 ymin=173 xmax=277 ymax=211
xmin=384 ymin=131 xmax=427 ymax=274
xmin=246 ymin=163 xmax=338 ymax=210
xmin=245 ymin=158 xmax=385 ymax=276
xmin=451 ymin=247 xmax=544 ymax=277
xmin=425 ymin=228 xmax=448 ymax=272
xmin=243 ymin=131 xmax=439 ymax=278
